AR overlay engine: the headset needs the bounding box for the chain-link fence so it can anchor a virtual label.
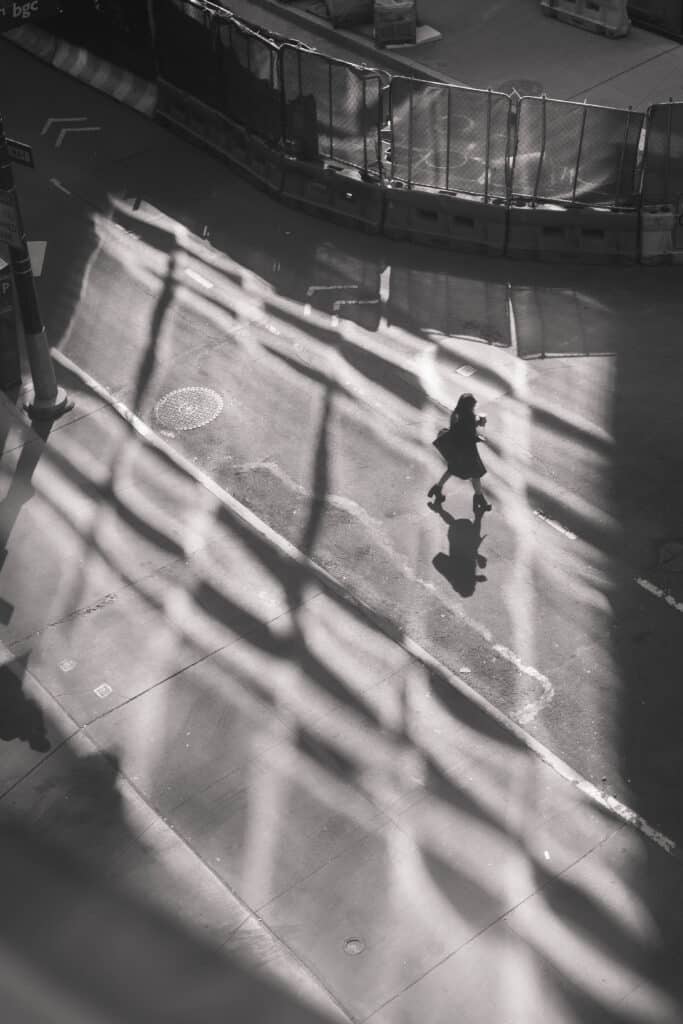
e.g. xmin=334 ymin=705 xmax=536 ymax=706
xmin=280 ymin=45 xmax=384 ymax=175
xmin=389 ymin=78 xmax=510 ymax=198
xmin=215 ymin=12 xmax=282 ymax=141
xmin=511 ymin=95 xmax=644 ymax=207
xmin=152 ymin=0 xmax=221 ymax=108
xmin=641 ymin=102 xmax=683 ymax=205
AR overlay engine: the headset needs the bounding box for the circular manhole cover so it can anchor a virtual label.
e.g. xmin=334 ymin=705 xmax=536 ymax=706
xmin=154 ymin=387 xmax=223 ymax=431
xmin=343 ymin=938 xmax=365 ymax=956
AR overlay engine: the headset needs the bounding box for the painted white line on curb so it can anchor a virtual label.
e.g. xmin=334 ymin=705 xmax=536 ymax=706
xmin=636 ymin=577 xmax=683 ymax=614
xmin=48 ymin=349 xmax=681 ymax=862
xmin=50 ymin=177 xmax=71 ymax=195
xmin=184 ymin=268 xmax=213 ymax=290
xmin=533 ymin=509 xmax=577 ymax=540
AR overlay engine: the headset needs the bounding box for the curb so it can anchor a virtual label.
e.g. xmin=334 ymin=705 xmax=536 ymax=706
xmin=6 ymin=25 xmax=157 ymax=118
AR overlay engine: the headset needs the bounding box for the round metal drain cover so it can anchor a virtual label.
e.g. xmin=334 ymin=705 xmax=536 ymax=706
xmin=154 ymin=387 xmax=223 ymax=431
xmin=343 ymin=938 xmax=365 ymax=956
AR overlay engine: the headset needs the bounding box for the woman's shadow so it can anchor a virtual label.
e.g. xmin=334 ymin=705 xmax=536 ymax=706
xmin=428 ymin=500 xmax=488 ymax=598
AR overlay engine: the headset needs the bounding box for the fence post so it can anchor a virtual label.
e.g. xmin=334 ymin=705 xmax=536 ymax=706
xmin=532 ymin=95 xmax=547 ymax=205
xmin=572 ymin=101 xmax=588 ymax=204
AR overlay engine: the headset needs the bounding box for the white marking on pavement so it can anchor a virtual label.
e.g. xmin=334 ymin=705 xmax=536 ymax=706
xmin=303 ymin=303 xmax=311 ymax=317
xmin=27 ymin=241 xmax=47 ymax=278
xmin=41 ymin=116 xmax=87 ymax=135
xmin=306 ymin=284 xmax=359 ymax=296
xmin=533 ymin=509 xmax=577 ymax=540
xmin=51 ymin=349 xmax=681 ymax=861
xmin=59 ymin=659 xmax=76 ymax=672
xmin=331 ymin=315 xmax=339 ymax=328
xmin=50 ymin=177 xmax=71 ymax=195
xmin=94 ymin=683 xmax=112 ymax=699
xmin=636 ymin=577 xmax=683 ymax=614
xmin=184 ymin=268 xmax=214 ymax=290
xmin=456 ymin=364 xmax=476 ymax=377
xmin=55 ymin=125 xmax=101 ymax=148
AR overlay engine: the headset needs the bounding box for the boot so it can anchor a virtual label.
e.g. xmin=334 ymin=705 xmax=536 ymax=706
xmin=473 ymin=493 xmax=492 ymax=513
xmin=428 ymin=484 xmax=444 ymax=504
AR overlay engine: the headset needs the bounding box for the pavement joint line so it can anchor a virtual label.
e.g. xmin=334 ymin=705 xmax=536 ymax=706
xmin=49 ymin=349 xmax=681 ymax=862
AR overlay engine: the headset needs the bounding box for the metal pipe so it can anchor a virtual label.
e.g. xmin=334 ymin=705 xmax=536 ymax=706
xmin=532 ymin=96 xmax=547 ymax=204
xmin=484 ymin=89 xmax=492 ymax=201
xmin=444 ymin=86 xmax=451 ymax=191
xmin=408 ymin=80 xmax=414 ymax=188
xmin=572 ymin=101 xmax=588 ymax=205
xmin=328 ymin=60 xmax=334 ymax=160
xmin=615 ymin=106 xmax=632 ymax=206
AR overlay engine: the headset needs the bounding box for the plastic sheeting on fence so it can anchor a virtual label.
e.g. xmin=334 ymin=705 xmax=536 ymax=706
xmin=388 ymin=78 xmax=511 ymax=198
xmin=152 ymin=0 xmax=221 ymax=108
xmin=280 ymin=45 xmax=384 ymax=175
xmin=215 ymin=13 xmax=281 ymax=141
xmin=641 ymin=102 xmax=683 ymax=205
xmin=511 ymin=95 xmax=644 ymax=207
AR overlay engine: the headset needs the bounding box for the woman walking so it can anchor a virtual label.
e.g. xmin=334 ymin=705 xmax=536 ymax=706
xmin=428 ymin=393 xmax=492 ymax=514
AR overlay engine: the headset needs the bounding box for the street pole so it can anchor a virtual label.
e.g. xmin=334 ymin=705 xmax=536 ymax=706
xmin=0 ymin=114 xmax=71 ymax=419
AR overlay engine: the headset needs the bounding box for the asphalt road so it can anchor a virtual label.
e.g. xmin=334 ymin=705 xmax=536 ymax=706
xmin=2 ymin=39 xmax=683 ymax=847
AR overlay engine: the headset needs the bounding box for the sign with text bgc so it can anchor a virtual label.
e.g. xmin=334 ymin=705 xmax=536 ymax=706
xmin=0 ymin=0 xmax=61 ymax=31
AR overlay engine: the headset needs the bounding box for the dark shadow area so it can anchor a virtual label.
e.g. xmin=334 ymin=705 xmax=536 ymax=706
xmin=0 ymin=654 xmax=50 ymax=753
xmin=430 ymin=504 xmax=488 ymax=598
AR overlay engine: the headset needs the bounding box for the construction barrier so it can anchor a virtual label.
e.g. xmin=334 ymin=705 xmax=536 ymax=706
xmin=280 ymin=158 xmax=384 ymax=232
xmin=383 ymin=187 xmax=508 ymax=255
xmin=325 ymin=0 xmax=373 ymax=27
xmin=627 ymin=0 xmax=683 ymax=41
xmin=511 ymin=95 xmax=643 ymax=208
xmin=540 ymin=0 xmax=631 ymax=37
xmin=640 ymin=102 xmax=683 ymax=206
xmin=389 ymin=78 xmax=511 ymax=198
xmin=280 ymin=46 xmax=383 ymax=176
xmin=507 ymin=201 xmax=639 ymax=262
xmin=374 ymin=0 xmax=417 ymax=47
xmin=639 ymin=205 xmax=683 ymax=263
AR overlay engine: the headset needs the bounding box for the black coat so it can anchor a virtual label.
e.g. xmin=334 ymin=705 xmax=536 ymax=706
xmin=444 ymin=412 xmax=487 ymax=479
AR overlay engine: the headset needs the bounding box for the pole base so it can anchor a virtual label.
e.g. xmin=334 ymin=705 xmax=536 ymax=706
xmin=24 ymin=386 xmax=74 ymax=421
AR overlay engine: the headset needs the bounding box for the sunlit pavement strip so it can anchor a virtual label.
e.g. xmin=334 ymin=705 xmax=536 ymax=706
xmin=636 ymin=577 xmax=683 ymax=614
xmin=184 ymin=267 xmax=213 ymax=289
xmin=533 ymin=509 xmax=577 ymax=540
xmin=48 ymin=350 xmax=681 ymax=861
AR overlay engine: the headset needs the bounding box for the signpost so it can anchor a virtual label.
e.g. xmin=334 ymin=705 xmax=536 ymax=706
xmin=6 ymin=137 xmax=34 ymax=169
xmin=0 ymin=189 xmax=21 ymax=248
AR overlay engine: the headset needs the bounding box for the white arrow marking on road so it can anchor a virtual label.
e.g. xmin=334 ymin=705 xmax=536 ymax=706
xmin=27 ymin=241 xmax=47 ymax=278
xmin=55 ymin=126 xmax=101 ymax=149
xmin=50 ymin=177 xmax=71 ymax=195
xmin=41 ymin=116 xmax=88 ymax=135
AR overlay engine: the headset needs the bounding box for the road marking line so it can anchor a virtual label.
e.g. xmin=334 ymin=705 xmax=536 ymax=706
xmin=184 ymin=268 xmax=213 ymax=290
xmin=49 ymin=349 xmax=681 ymax=861
xmin=533 ymin=509 xmax=577 ymax=540
xmin=306 ymin=284 xmax=359 ymax=296
xmin=50 ymin=177 xmax=71 ymax=195
xmin=636 ymin=577 xmax=683 ymax=614
xmin=55 ymin=125 xmax=101 ymax=148
xmin=41 ymin=116 xmax=87 ymax=135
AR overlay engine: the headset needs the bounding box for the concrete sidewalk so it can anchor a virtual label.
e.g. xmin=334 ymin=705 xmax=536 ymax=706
xmin=2 ymin=359 xmax=682 ymax=1021
xmin=229 ymin=0 xmax=683 ymax=108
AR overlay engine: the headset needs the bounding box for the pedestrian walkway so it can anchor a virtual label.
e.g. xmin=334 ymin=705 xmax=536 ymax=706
xmin=2 ymin=357 xmax=682 ymax=1021
xmin=231 ymin=0 xmax=683 ymax=108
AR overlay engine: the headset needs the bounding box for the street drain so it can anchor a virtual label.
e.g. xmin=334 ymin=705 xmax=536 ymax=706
xmin=154 ymin=387 xmax=223 ymax=431
xmin=343 ymin=938 xmax=365 ymax=956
